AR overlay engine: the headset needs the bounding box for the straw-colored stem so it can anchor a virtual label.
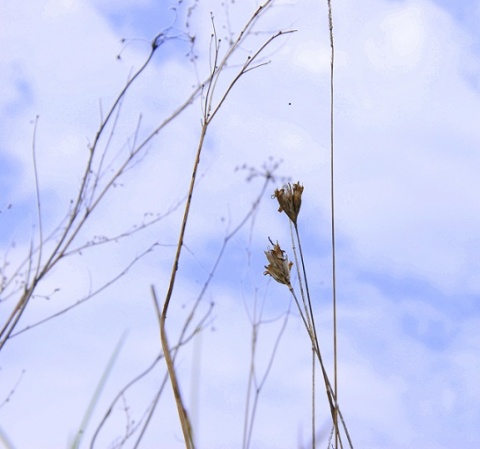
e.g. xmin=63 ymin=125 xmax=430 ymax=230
xmin=152 ymin=286 xmax=194 ymax=449
xmin=325 ymin=0 xmax=339 ymax=446
xmin=312 ymin=348 xmax=316 ymax=449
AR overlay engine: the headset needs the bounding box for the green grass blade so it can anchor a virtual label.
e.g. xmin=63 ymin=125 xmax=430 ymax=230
xmin=70 ymin=332 xmax=127 ymax=449
xmin=0 ymin=425 xmax=16 ymax=449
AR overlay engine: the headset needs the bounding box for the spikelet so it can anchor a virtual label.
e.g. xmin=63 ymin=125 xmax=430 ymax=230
xmin=272 ymin=182 xmax=304 ymax=224
xmin=264 ymin=240 xmax=293 ymax=286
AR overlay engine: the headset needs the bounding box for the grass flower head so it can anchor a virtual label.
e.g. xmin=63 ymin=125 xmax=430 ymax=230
xmin=264 ymin=240 xmax=293 ymax=286
xmin=272 ymin=182 xmax=304 ymax=224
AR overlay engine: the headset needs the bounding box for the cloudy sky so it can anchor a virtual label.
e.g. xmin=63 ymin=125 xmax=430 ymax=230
xmin=1 ymin=0 xmax=480 ymax=448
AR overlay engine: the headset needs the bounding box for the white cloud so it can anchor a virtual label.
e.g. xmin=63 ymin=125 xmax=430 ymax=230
xmin=365 ymin=4 xmax=428 ymax=72
xmin=43 ymin=0 xmax=79 ymax=17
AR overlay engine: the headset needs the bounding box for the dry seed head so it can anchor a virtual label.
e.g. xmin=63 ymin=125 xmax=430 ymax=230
xmin=263 ymin=240 xmax=293 ymax=286
xmin=272 ymin=182 xmax=304 ymax=224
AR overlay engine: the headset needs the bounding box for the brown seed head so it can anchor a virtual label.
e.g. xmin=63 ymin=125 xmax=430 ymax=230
xmin=272 ymin=182 xmax=304 ymax=224
xmin=263 ymin=240 xmax=293 ymax=286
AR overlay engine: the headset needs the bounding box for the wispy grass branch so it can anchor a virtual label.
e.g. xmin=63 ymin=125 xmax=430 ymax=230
xmin=155 ymin=5 xmax=294 ymax=445
xmin=0 ymin=26 xmax=204 ymax=350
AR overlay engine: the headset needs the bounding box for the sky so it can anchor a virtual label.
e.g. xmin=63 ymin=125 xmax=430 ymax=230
xmin=1 ymin=0 xmax=480 ymax=448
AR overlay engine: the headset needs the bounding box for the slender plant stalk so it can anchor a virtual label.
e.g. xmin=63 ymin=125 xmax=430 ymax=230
xmin=288 ymin=287 xmax=353 ymax=448
xmin=312 ymin=348 xmax=316 ymax=449
xmin=127 ymin=293 xmax=213 ymax=449
xmin=243 ymin=299 xmax=290 ymax=449
xmin=289 ymin=224 xmax=313 ymax=334
xmin=296 ymin=233 xmax=353 ymax=449
xmin=288 ymin=223 xmax=316 ymax=448
xmin=293 ymin=225 xmax=320 ymax=360
xmin=156 ymin=124 xmax=209 ymax=449
xmin=156 ymin=106 xmax=210 ymax=449
xmin=285 ymin=286 xmax=333 ymax=413
xmin=152 ymin=286 xmax=194 ymax=449
xmin=325 ymin=0 xmax=339 ymax=447
xmin=32 ymin=116 xmax=43 ymax=282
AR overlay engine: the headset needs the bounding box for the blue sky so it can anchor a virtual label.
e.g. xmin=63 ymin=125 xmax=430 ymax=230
xmin=1 ymin=0 xmax=480 ymax=448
